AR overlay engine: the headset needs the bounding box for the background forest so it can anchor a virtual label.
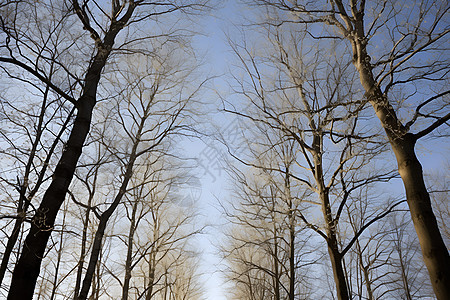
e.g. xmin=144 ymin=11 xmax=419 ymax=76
xmin=0 ymin=1 xmax=448 ymax=299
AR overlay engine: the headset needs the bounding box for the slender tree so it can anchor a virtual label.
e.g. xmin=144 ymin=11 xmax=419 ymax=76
xmin=222 ymin=146 xmax=315 ymax=300
xmin=1 ymin=1 xmax=137 ymax=297
xmin=0 ymin=21 xmax=76 ymax=286
xmin=76 ymin=47 xmax=205 ymax=299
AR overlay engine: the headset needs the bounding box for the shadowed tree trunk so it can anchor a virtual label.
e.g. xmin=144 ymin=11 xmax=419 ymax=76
xmin=72 ymin=165 xmax=99 ymax=300
xmin=7 ymin=3 xmax=136 ymax=298
xmin=314 ymin=152 xmax=349 ymax=300
xmin=284 ymin=167 xmax=296 ymax=300
xmin=145 ymin=254 xmax=156 ymax=300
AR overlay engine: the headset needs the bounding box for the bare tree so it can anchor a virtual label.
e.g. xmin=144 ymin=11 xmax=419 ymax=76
xmin=117 ymin=161 xmax=204 ymax=300
xmin=427 ymin=168 xmax=450 ymax=245
xmin=0 ymin=0 xmax=210 ymax=298
xmin=0 ymin=78 xmax=75 ymax=291
xmin=385 ymin=213 xmax=434 ymax=299
xmin=343 ymin=189 xmax=435 ymax=299
xmin=69 ymin=34 xmax=206 ymax=298
xmin=1 ymin=1 xmax=137 ymax=297
xmin=70 ymin=143 xmax=108 ymax=300
xmin=344 ymin=194 xmax=395 ymax=300
xmin=223 ymin=21 xmax=403 ymax=299
xmin=221 ymin=142 xmax=315 ymax=300
xmin=0 ymin=21 xmax=76 ymax=287
xmin=247 ymin=1 xmax=450 ymax=297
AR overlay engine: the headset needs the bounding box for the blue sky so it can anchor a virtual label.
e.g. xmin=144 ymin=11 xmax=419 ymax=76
xmin=185 ymin=1 xmax=243 ymax=299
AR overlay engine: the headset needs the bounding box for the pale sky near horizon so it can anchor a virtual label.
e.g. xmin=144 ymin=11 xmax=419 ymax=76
xmin=186 ymin=1 xmax=242 ymax=299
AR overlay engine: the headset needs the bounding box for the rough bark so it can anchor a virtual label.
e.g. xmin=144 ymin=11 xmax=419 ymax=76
xmin=7 ymin=3 xmax=135 ymax=298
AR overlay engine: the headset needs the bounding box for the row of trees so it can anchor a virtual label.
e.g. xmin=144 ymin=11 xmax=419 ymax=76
xmin=0 ymin=0 xmax=448 ymax=299
xmin=0 ymin=0 xmax=209 ymax=299
xmin=220 ymin=1 xmax=448 ymax=299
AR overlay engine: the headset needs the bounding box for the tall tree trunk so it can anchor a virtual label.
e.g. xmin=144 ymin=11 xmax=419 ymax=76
xmin=270 ymin=186 xmax=281 ymax=300
xmin=8 ymin=60 xmax=104 ymax=299
xmin=351 ymin=32 xmax=450 ymax=299
xmin=355 ymin=240 xmax=373 ymax=300
xmin=321 ymin=191 xmax=350 ymax=300
xmin=145 ymin=262 xmax=156 ymax=300
xmin=122 ymin=199 xmax=138 ymax=300
xmin=285 ymin=169 xmax=295 ymax=300
xmin=7 ymin=6 xmax=135 ymax=296
xmin=273 ymin=230 xmax=281 ymax=300
xmin=77 ymin=158 xmax=136 ymax=300
xmin=74 ymin=150 xmax=101 ymax=299
xmin=145 ymin=208 xmax=159 ymax=300
xmin=362 ymin=267 xmax=373 ymax=300
xmin=313 ymin=141 xmax=350 ymax=300
xmin=289 ymin=207 xmax=295 ymax=300
xmin=78 ymin=88 xmax=150 ymax=299
xmin=73 ymin=194 xmax=94 ymax=299
xmin=327 ymin=244 xmax=348 ymax=300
